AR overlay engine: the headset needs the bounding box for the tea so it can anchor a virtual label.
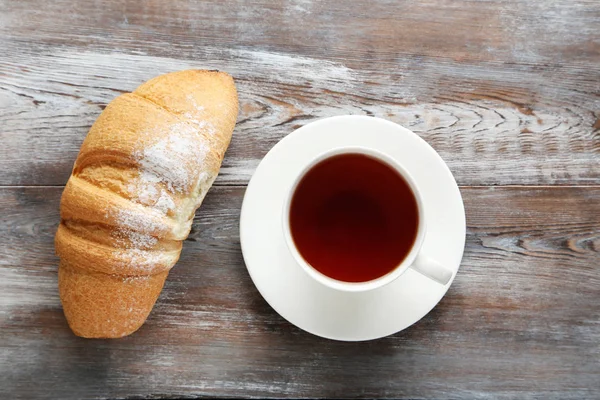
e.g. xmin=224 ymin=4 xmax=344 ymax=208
xmin=289 ymin=153 xmax=419 ymax=283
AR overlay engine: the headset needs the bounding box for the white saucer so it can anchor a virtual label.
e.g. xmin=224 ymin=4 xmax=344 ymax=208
xmin=240 ymin=116 xmax=466 ymax=341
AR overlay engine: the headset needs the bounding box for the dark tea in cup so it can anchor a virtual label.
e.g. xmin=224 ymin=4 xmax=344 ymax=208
xmin=288 ymin=153 xmax=419 ymax=283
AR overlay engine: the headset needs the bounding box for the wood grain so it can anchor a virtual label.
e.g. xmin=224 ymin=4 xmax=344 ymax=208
xmin=1 ymin=186 xmax=598 ymax=399
xmin=1 ymin=0 xmax=599 ymax=398
xmin=1 ymin=0 xmax=599 ymax=186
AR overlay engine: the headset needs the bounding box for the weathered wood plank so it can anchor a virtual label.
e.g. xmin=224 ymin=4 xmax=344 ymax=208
xmin=1 ymin=0 xmax=599 ymax=186
xmin=1 ymin=0 xmax=600 ymax=398
xmin=2 ymin=0 xmax=599 ymax=65
xmin=1 ymin=186 xmax=598 ymax=399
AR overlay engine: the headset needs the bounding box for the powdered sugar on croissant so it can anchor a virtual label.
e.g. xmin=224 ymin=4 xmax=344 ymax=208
xmin=55 ymin=70 xmax=238 ymax=338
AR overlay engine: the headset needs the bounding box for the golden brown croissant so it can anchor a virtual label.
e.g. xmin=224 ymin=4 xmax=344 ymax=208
xmin=55 ymin=70 xmax=238 ymax=338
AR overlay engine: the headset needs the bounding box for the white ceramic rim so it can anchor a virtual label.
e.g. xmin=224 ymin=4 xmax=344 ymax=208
xmin=239 ymin=115 xmax=466 ymax=341
xmin=281 ymin=146 xmax=427 ymax=293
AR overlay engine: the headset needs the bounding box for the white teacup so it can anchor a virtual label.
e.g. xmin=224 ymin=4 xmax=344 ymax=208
xmin=282 ymin=146 xmax=453 ymax=293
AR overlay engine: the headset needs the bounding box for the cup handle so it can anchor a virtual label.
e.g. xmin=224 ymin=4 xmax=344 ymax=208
xmin=410 ymin=253 xmax=453 ymax=285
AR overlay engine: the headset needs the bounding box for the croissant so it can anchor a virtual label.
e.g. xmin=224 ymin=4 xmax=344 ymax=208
xmin=55 ymin=70 xmax=238 ymax=338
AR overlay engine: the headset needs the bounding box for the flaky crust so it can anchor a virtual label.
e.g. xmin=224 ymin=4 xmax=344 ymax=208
xmin=55 ymin=70 xmax=238 ymax=338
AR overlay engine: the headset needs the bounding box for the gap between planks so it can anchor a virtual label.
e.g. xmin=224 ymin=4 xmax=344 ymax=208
xmin=1 ymin=184 xmax=600 ymax=189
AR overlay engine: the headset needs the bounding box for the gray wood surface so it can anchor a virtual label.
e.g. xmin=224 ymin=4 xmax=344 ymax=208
xmin=1 ymin=0 xmax=599 ymax=186
xmin=1 ymin=0 xmax=599 ymax=399
xmin=2 ymin=186 xmax=599 ymax=399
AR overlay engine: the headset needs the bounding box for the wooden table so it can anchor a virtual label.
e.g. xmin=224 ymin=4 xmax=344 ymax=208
xmin=1 ymin=0 xmax=599 ymax=398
